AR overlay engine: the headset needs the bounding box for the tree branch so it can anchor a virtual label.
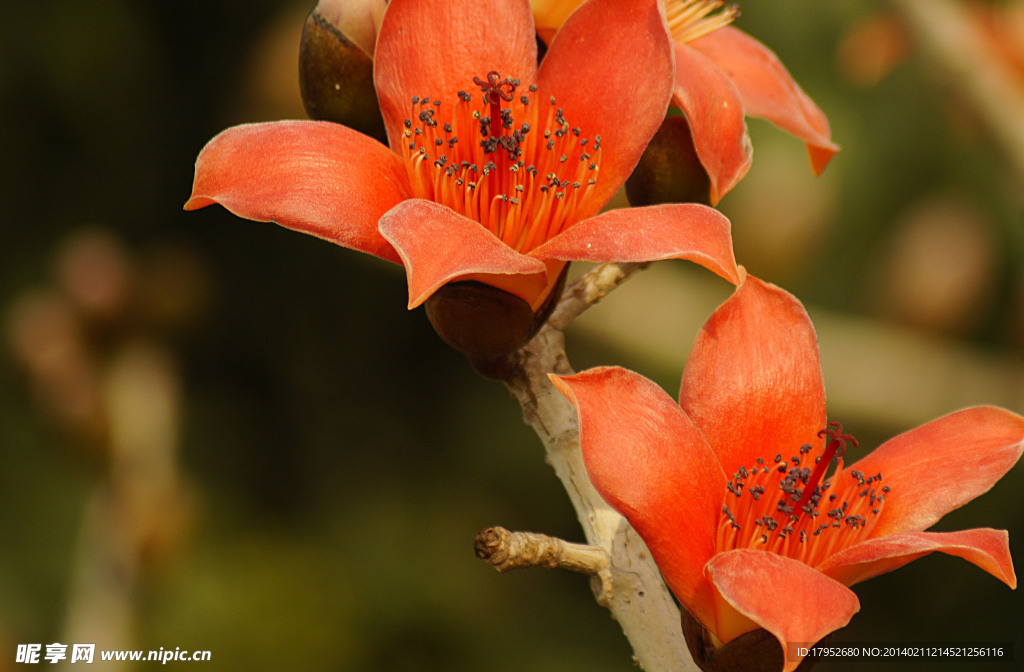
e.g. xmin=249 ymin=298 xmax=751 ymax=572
xmin=474 ymin=526 xmax=610 ymax=577
xmin=486 ymin=262 xmax=697 ymax=672
xmin=548 ymin=262 xmax=650 ymax=330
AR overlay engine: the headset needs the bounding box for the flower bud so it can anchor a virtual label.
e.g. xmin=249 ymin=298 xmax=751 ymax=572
xmin=298 ymin=0 xmax=387 ymax=143
xmin=626 ymin=115 xmax=712 ymax=207
xmin=424 ymin=268 xmax=568 ymax=379
xmin=681 ymin=607 xmax=823 ymax=672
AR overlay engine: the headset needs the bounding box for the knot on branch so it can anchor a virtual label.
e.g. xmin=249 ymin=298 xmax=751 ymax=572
xmin=474 ymin=526 xmax=609 ymax=575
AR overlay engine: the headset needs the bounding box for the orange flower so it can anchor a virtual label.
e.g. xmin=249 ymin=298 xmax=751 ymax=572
xmin=186 ymin=0 xmax=739 ymax=320
xmin=533 ymin=0 xmax=839 ymax=203
xmin=553 ymin=273 xmax=1021 ymax=672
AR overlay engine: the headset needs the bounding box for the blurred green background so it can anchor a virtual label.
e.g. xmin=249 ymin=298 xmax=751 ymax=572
xmin=1 ymin=0 xmax=1021 ymax=670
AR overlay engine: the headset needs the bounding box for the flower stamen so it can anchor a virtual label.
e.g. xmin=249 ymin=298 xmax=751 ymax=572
xmin=399 ymin=72 xmax=603 ymax=254
xmin=666 ymin=0 xmax=740 ymax=44
xmin=716 ymin=423 xmax=887 ymax=568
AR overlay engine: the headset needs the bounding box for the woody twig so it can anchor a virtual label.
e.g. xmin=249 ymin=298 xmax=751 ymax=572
xmin=482 ymin=261 xmax=697 ymax=672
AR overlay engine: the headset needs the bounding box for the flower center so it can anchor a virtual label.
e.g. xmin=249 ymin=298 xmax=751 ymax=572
xmin=716 ymin=422 xmax=889 ymax=567
xmin=666 ymin=0 xmax=740 ymax=44
xmin=400 ymin=71 xmax=602 ymax=253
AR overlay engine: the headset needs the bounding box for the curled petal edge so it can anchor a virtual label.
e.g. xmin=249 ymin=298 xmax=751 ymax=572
xmin=706 ymin=549 xmax=860 ymax=672
xmin=529 ymin=203 xmax=740 ymax=285
xmin=378 ymin=199 xmax=548 ymax=309
xmin=185 ymin=120 xmax=409 ymax=264
xmin=818 ymin=528 xmax=1017 ymax=590
xmin=689 ymin=26 xmax=839 ymax=175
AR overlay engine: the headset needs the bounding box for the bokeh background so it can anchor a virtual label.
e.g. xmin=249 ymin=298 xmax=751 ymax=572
xmin=1 ymin=0 xmax=1022 ymax=670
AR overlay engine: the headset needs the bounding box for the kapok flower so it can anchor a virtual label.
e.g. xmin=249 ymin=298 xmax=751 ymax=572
xmin=552 ymin=272 xmax=1022 ymax=672
xmin=532 ymin=0 xmax=840 ymax=204
xmin=186 ymin=0 xmax=741 ymax=361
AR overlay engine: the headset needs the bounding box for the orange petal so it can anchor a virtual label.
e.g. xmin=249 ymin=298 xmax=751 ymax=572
xmin=185 ymin=121 xmax=409 ymax=263
xmin=680 ymin=274 xmax=826 ymax=478
xmin=844 ymin=406 xmax=1024 ymax=538
xmin=537 ymin=0 xmax=675 ymax=216
xmin=374 ymin=0 xmax=538 ymax=150
xmin=818 ymin=528 xmax=1016 ymax=589
xmin=551 ymin=367 xmax=724 ymax=629
xmin=706 ymin=549 xmax=859 ymax=672
xmin=689 ymin=26 xmax=840 ymax=175
xmin=378 ymin=199 xmax=547 ymax=308
xmin=672 ymin=43 xmax=752 ymax=205
xmin=528 ymin=204 xmax=739 ymax=284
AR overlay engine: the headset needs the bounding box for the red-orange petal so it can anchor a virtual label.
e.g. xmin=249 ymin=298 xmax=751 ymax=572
xmin=374 ymin=0 xmax=538 ymax=151
xmin=185 ymin=121 xmax=410 ymax=264
xmin=818 ymin=528 xmax=1016 ymax=589
xmin=551 ymin=367 xmax=725 ymax=629
xmin=680 ymin=274 xmax=826 ymax=479
xmin=378 ymin=199 xmax=547 ymax=308
xmin=537 ymin=0 xmax=675 ymax=217
xmin=689 ymin=26 xmax=840 ymax=175
xmin=672 ymin=42 xmax=752 ymax=205
xmin=844 ymin=406 xmax=1024 ymax=538
xmin=528 ymin=204 xmax=739 ymax=284
xmin=706 ymin=549 xmax=860 ymax=672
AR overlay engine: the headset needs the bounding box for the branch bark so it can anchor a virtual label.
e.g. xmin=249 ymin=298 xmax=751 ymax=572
xmin=494 ymin=262 xmax=697 ymax=672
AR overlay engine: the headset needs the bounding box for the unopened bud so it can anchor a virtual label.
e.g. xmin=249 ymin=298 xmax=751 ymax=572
xmin=626 ymin=115 xmax=712 ymax=207
xmin=424 ymin=268 xmax=568 ymax=379
xmin=299 ymin=0 xmax=387 ymax=142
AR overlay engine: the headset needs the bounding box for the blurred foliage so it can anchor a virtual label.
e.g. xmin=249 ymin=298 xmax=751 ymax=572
xmin=0 ymin=1 xmax=1021 ymax=671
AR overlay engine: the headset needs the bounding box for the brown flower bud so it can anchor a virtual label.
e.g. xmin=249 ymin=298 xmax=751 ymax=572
xmin=424 ymin=267 xmax=568 ymax=379
xmin=299 ymin=0 xmax=387 ymax=143
xmin=681 ymin=606 xmax=824 ymax=672
xmin=626 ymin=115 xmax=712 ymax=207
